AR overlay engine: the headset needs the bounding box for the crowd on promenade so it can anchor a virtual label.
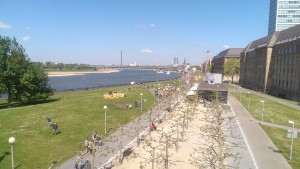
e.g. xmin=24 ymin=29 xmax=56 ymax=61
xmin=84 ymin=131 xmax=103 ymax=154
xmin=73 ymin=131 xmax=104 ymax=169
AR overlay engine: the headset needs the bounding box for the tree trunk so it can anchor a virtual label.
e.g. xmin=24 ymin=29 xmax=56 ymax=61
xmin=7 ymin=86 xmax=12 ymax=107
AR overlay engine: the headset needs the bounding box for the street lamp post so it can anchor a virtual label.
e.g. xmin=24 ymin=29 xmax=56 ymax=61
xmin=261 ymin=100 xmax=264 ymax=125
xmin=289 ymin=120 xmax=295 ymax=161
xmin=233 ymin=84 xmax=235 ymax=95
xmin=239 ymin=87 xmax=241 ymax=101
xmin=149 ymin=108 xmax=153 ymax=125
xmin=8 ymin=137 xmax=15 ymax=169
xmin=137 ymin=93 xmax=143 ymax=146
xmin=247 ymin=92 xmax=250 ymax=110
xmin=104 ymin=105 xmax=107 ymax=135
xmin=140 ymin=93 xmax=143 ymax=114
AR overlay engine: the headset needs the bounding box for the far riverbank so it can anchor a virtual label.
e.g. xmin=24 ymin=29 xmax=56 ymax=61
xmin=48 ymin=69 xmax=181 ymax=92
xmin=47 ymin=69 xmax=120 ymax=77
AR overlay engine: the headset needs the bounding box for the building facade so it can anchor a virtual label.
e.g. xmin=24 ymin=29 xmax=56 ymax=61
xmin=211 ymin=48 xmax=243 ymax=82
xmin=241 ymin=24 xmax=300 ymax=100
xmin=268 ymin=0 xmax=300 ymax=34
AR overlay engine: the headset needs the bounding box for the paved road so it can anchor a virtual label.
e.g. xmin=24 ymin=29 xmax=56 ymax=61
xmin=228 ymin=94 xmax=292 ymax=169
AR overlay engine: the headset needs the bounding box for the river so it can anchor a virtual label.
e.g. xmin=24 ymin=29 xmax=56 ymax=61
xmin=48 ymin=69 xmax=180 ymax=92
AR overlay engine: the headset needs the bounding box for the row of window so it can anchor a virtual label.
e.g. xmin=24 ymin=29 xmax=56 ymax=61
xmin=279 ymin=1 xmax=300 ymax=4
xmin=277 ymin=14 xmax=300 ymax=17
xmin=278 ymin=19 xmax=300 ymax=22
xmin=277 ymin=24 xmax=297 ymax=30
xmin=278 ymin=5 xmax=300 ymax=9
xmin=278 ymin=10 xmax=300 ymax=14
xmin=273 ymin=79 xmax=297 ymax=90
xmin=276 ymin=45 xmax=298 ymax=55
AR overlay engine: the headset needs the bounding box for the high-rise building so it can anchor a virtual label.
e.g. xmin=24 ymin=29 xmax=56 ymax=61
xmin=268 ymin=0 xmax=300 ymax=34
xmin=173 ymin=57 xmax=178 ymax=66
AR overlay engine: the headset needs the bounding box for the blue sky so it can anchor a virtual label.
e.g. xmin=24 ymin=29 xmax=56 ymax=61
xmin=0 ymin=0 xmax=269 ymax=65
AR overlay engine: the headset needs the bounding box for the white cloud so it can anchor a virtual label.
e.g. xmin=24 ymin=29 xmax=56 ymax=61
xmin=24 ymin=27 xmax=31 ymax=31
xmin=149 ymin=24 xmax=155 ymax=28
xmin=223 ymin=44 xmax=230 ymax=49
xmin=0 ymin=22 xmax=11 ymax=29
xmin=141 ymin=49 xmax=153 ymax=53
xmin=21 ymin=36 xmax=31 ymax=41
xmin=135 ymin=23 xmax=156 ymax=28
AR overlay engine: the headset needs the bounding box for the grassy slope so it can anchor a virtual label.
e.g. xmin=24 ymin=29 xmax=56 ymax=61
xmin=233 ymin=92 xmax=300 ymax=129
xmin=0 ymin=86 xmax=155 ymax=169
xmin=232 ymin=92 xmax=300 ymax=168
xmin=262 ymin=126 xmax=300 ymax=168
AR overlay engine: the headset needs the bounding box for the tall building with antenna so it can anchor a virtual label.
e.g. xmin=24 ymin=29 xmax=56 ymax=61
xmin=268 ymin=0 xmax=300 ymax=34
xmin=173 ymin=57 xmax=178 ymax=66
xmin=120 ymin=51 xmax=123 ymax=66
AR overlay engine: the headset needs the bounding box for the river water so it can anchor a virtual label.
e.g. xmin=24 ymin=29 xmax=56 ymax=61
xmin=48 ymin=69 xmax=180 ymax=92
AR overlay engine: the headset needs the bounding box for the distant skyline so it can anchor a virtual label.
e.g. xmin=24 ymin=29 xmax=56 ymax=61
xmin=0 ymin=0 xmax=269 ymax=65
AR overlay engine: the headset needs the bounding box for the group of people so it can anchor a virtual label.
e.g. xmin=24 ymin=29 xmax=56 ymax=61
xmin=47 ymin=116 xmax=59 ymax=135
xmin=75 ymin=155 xmax=91 ymax=169
xmin=84 ymin=131 xmax=103 ymax=154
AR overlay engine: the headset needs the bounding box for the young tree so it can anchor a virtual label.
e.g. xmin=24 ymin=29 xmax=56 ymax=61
xmin=224 ymin=58 xmax=240 ymax=83
xmin=190 ymin=93 xmax=242 ymax=169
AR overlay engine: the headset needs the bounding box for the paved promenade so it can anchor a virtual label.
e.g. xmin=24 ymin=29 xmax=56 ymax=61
xmin=228 ymin=94 xmax=292 ymax=169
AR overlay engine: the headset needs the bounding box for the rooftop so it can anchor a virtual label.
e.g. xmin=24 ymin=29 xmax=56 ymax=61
xmin=197 ymin=81 xmax=228 ymax=91
xmin=213 ymin=48 xmax=244 ymax=59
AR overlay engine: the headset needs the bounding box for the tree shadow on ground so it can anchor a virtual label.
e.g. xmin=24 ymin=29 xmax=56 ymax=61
xmin=0 ymin=98 xmax=60 ymax=110
xmin=268 ymin=146 xmax=283 ymax=154
xmin=15 ymin=164 xmax=22 ymax=169
xmin=0 ymin=152 xmax=10 ymax=163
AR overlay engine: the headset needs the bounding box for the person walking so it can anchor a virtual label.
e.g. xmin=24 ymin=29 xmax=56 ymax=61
xmin=52 ymin=122 xmax=58 ymax=135
xmin=84 ymin=159 xmax=91 ymax=169
xmin=84 ymin=138 xmax=89 ymax=153
xmin=47 ymin=116 xmax=52 ymax=127
xmin=79 ymin=155 xmax=85 ymax=169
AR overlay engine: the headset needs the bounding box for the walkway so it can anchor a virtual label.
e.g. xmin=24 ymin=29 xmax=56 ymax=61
xmin=228 ymin=94 xmax=292 ymax=169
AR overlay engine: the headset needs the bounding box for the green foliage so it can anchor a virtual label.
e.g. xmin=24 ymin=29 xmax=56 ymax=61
xmin=224 ymin=58 xmax=240 ymax=83
xmin=40 ymin=61 xmax=94 ymax=71
xmin=0 ymin=36 xmax=53 ymax=105
xmin=20 ymin=64 xmax=54 ymax=102
xmin=206 ymin=64 xmax=212 ymax=73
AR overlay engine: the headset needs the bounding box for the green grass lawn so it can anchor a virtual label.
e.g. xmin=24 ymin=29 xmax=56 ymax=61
xmin=0 ymin=86 xmax=155 ymax=169
xmin=233 ymin=92 xmax=300 ymax=129
xmin=232 ymin=92 xmax=300 ymax=168
xmin=262 ymin=125 xmax=300 ymax=168
xmin=148 ymin=79 xmax=180 ymax=89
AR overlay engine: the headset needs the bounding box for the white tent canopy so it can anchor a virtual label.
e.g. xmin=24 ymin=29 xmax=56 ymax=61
xmin=187 ymin=90 xmax=196 ymax=96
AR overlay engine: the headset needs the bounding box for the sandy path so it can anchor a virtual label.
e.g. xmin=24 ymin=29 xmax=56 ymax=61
xmin=112 ymin=101 xmax=208 ymax=169
xmin=47 ymin=69 xmax=120 ymax=77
